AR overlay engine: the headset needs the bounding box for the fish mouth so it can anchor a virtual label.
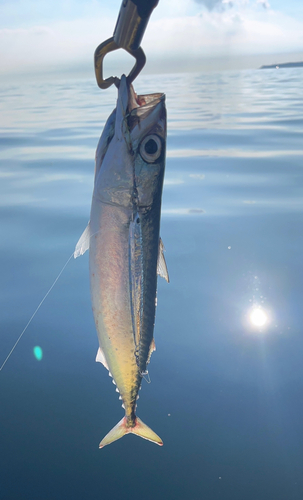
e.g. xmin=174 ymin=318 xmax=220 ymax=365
xmin=128 ymin=84 xmax=164 ymax=113
xmin=127 ymin=84 xmax=165 ymax=130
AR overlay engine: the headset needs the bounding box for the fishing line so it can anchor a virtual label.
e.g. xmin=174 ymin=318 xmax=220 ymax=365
xmin=0 ymin=251 xmax=75 ymax=372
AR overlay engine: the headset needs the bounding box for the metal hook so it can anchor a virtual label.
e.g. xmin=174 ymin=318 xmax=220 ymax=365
xmin=94 ymin=36 xmax=146 ymax=90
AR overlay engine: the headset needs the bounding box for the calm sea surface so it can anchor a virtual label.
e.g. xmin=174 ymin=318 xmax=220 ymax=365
xmin=1 ymin=68 xmax=303 ymax=500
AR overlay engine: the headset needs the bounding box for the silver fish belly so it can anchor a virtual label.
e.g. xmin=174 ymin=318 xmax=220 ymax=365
xmin=74 ymin=75 xmax=168 ymax=448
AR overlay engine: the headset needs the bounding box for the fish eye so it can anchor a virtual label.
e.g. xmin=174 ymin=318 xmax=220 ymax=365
xmin=139 ymin=134 xmax=162 ymax=163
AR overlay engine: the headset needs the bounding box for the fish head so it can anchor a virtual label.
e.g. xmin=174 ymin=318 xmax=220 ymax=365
xmin=93 ymin=75 xmax=166 ymax=210
xmin=130 ymin=86 xmax=166 ymax=210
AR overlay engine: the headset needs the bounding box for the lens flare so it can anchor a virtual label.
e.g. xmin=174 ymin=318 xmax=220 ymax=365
xmin=33 ymin=346 xmax=43 ymax=361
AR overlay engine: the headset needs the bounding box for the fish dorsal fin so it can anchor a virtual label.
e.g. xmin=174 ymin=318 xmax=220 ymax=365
xmin=74 ymin=222 xmax=91 ymax=259
xmin=96 ymin=347 xmax=109 ymax=370
xmin=157 ymin=237 xmax=169 ymax=283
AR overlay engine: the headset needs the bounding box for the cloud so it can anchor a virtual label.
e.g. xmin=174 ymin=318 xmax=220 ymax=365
xmin=1 ymin=0 xmax=303 ymax=77
xmin=193 ymin=0 xmax=251 ymax=11
xmin=257 ymin=0 xmax=270 ymax=9
xmin=0 ymin=17 xmax=114 ymax=74
xmin=194 ymin=0 xmax=227 ymax=11
xmin=193 ymin=0 xmax=272 ymax=11
xmin=145 ymin=7 xmax=303 ymax=58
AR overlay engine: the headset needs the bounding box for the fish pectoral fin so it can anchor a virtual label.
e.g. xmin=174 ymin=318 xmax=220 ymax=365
xmin=99 ymin=416 xmax=163 ymax=449
xmin=74 ymin=222 xmax=91 ymax=258
xmin=157 ymin=237 xmax=169 ymax=283
xmin=95 ymin=347 xmax=109 ymax=370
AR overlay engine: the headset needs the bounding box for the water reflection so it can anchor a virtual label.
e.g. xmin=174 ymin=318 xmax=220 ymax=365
xmin=1 ymin=69 xmax=303 ymax=500
xmin=249 ymin=306 xmax=269 ymax=328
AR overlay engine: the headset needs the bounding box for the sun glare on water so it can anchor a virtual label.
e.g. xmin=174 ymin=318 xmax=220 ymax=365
xmin=249 ymin=307 xmax=268 ymax=327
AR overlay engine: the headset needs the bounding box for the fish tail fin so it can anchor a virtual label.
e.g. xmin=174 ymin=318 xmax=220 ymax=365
xmin=99 ymin=417 xmax=126 ymax=448
xmin=99 ymin=416 xmax=163 ymax=448
xmin=131 ymin=417 xmax=163 ymax=446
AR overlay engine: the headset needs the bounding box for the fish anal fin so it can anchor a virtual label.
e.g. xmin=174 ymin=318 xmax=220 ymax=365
xmin=99 ymin=416 xmax=163 ymax=448
xmin=74 ymin=222 xmax=91 ymax=259
xmin=96 ymin=347 xmax=109 ymax=370
xmin=157 ymin=237 xmax=169 ymax=283
xmin=147 ymin=338 xmax=156 ymax=365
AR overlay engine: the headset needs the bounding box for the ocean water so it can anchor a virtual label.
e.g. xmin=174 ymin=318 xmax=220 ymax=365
xmin=1 ymin=68 xmax=303 ymax=500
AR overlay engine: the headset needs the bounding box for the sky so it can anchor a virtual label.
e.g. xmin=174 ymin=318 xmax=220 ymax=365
xmin=1 ymin=0 xmax=303 ymax=77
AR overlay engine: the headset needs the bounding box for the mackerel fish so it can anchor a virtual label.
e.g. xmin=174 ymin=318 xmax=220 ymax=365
xmin=74 ymin=75 xmax=168 ymax=448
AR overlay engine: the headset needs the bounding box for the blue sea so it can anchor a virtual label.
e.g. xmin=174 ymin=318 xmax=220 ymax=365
xmin=1 ymin=68 xmax=303 ymax=500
